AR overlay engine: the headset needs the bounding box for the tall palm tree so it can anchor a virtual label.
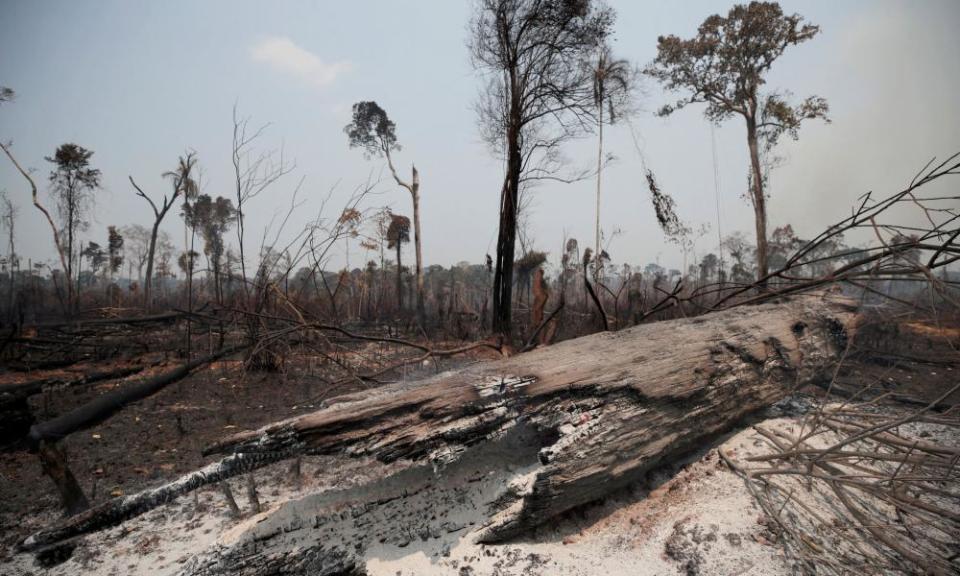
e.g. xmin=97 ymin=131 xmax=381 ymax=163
xmin=591 ymin=44 xmax=632 ymax=279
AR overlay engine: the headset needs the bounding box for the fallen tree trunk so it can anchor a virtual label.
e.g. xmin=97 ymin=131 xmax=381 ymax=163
xmin=28 ymin=310 xmax=186 ymax=330
xmin=29 ymin=344 xmax=249 ymax=443
xmin=0 ymin=363 xmax=151 ymax=450
xmin=0 ymin=363 xmax=151 ymax=403
xmin=23 ymin=294 xmax=857 ymax=569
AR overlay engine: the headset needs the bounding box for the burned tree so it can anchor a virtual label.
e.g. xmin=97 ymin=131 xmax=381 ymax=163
xmin=345 ymin=101 xmax=426 ymax=327
xmin=22 ymin=293 xmax=858 ymax=566
xmin=470 ymin=0 xmax=613 ymax=336
xmin=128 ymin=151 xmax=197 ymax=309
xmin=645 ymin=1 xmax=829 ymax=285
xmin=0 ymin=141 xmax=71 ymax=316
xmin=231 ymin=107 xmax=293 ymax=298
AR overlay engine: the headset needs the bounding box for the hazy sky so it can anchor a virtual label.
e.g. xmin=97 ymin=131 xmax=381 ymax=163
xmin=1 ymin=0 xmax=958 ymax=274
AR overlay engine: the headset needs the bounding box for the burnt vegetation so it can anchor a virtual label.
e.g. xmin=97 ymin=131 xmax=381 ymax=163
xmin=0 ymin=1 xmax=958 ymax=575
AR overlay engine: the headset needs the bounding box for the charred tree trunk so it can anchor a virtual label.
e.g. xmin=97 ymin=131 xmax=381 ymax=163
xmin=492 ymin=108 xmax=523 ymax=337
xmin=1 ymin=363 xmax=150 ymax=450
xmin=395 ymin=242 xmax=403 ymax=312
xmin=37 ymin=441 xmax=89 ymax=516
xmin=23 ymin=295 xmax=856 ymax=571
xmin=29 ymin=344 xmax=247 ymax=443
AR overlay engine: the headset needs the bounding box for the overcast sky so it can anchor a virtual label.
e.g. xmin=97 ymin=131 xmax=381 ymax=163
xmin=1 ymin=0 xmax=958 ymax=274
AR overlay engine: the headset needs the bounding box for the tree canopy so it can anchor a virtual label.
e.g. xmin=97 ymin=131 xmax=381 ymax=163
xmin=344 ymin=101 xmax=399 ymax=158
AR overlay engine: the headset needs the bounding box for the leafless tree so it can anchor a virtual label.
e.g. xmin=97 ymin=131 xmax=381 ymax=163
xmin=128 ymin=151 xmax=197 ymax=309
xmin=231 ymin=105 xmax=293 ymax=301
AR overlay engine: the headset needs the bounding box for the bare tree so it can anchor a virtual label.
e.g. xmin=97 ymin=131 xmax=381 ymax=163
xmin=0 ymin=143 xmax=70 ymax=308
xmin=469 ymin=0 xmax=612 ymax=335
xmin=345 ymin=101 xmax=426 ymax=328
xmin=128 ymin=151 xmax=196 ymax=309
xmin=645 ymin=1 xmax=829 ymax=285
xmin=231 ymin=106 xmax=293 ymax=301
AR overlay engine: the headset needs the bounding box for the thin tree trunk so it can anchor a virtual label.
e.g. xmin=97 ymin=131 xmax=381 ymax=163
xmin=746 ymin=116 xmax=769 ymax=285
xmin=245 ymin=474 xmax=261 ymax=514
xmin=186 ymin=228 xmax=196 ymax=361
xmin=143 ymin=222 xmax=159 ymax=310
xmin=395 ymin=243 xmax=403 ymax=312
xmin=411 ymin=170 xmax=426 ymax=329
xmin=6 ymin=216 xmax=14 ymax=324
xmin=220 ymin=482 xmax=241 ymax=519
xmin=384 ymin=153 xmax=425 ymax=328
xmin=75 ymin=250 xmax=82 ymax=313
xmin=67 ymin=194 xmax=75 ymax=313
xmin=595 ymin=104 xmax=603 ymax=280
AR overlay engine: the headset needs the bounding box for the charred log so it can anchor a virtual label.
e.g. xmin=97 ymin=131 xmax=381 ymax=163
xmin=29 ymin=344 xmax=248 ymax=443
xmin=23 ymin=294 xmax=856 ymax=570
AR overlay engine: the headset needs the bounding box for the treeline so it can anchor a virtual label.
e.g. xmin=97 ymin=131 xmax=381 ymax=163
xmin=0 ymin=221 xmax=868 ymax=340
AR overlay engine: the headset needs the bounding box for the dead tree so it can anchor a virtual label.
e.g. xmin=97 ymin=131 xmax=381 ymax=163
xmin=471 ymin=0 xmax=612 ymax=336
xmin=23 ymin=293 xmax=856 ymax=564
xmin=0 ymin=142 xmax=71 ymax=311
xmin=129 ymin=152 xmax=196 ymax=308
xmin=29 ymin=343 xmax=248 ymax=443
xmin=22 ymin=343 xmax=248 ymax=518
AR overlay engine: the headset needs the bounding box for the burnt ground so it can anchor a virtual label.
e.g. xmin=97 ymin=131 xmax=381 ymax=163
xmin=0 ymin=314 xmax=957 ymax=571
xmin=0 ymin=342 xmax=495 ymax=562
